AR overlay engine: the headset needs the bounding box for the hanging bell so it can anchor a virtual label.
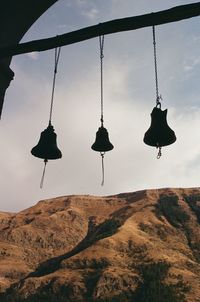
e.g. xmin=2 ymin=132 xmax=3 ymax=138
xmin=31 ymin=123 xmax=62 ymax=160
xmin=91 ymin=126 xmax=114 ymax=152
xmin=143 ymin=106 xmax=176 ymax=147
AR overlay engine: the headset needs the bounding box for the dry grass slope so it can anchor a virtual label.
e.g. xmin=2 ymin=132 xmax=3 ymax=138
xmin=0 ymin=188 xmax=200 ymax=301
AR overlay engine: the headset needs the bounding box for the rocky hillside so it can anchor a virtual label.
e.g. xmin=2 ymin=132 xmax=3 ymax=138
xmin=0 ymin=188 xmax=200 ymax=301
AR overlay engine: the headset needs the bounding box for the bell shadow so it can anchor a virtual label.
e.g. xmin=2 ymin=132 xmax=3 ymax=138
xmin=1 ymin=205 xmax=136 ymax=299
xmin=25 ymin=205 xmax=134 ymax=279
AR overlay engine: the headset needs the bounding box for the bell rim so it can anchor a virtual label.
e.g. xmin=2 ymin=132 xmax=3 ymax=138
xmin=143 ymin=136 xmax=176 ymax=147
xmin=91 ymin=144 xmax=114 ymax=152
xmin=31 ymin=148 xmax=62 ymax=160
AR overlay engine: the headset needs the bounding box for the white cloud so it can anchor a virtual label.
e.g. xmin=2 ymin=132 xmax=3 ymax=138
xmin=75 ymin=0 xmax=89 ymax=7
xmin=26 ymin=52 xmax=39 ymax=60
xmin=81 ymin=8 xmax=99 ymax=20
xmin=4 ymin=53 xmax=199 ymax=212
xmin=183 ymin=56 xmax=200 ymax=72
xmin=2 ymin=0 xmax=200 ymax=212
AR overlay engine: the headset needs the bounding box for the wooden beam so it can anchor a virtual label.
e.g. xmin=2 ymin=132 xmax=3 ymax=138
xmin=0 ymin=2 xmax=200 ymax=58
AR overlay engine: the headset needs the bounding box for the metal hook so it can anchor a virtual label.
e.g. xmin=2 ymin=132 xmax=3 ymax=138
xmin=157 ymin=147 xmax=162 ymax=159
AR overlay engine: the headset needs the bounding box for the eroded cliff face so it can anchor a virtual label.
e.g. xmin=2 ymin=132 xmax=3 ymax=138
xmin=0 ymin=188 xmax=200 ymax=301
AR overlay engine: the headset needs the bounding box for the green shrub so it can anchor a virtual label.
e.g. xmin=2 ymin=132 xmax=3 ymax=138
xmin=132 ymin=261 xmax=190 ymax=302
xmin=156 ymin=195 xmax=189 ymax=227
xmin=183 ymin=194 xmax=200 ymax=224
xmin=94 ymin=219 xmax=121 ymax=240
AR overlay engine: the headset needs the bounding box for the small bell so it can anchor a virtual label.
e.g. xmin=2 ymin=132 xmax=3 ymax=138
xmin=31 ymin=47 xmax=62 ymax=188
xmin=92 ymin=36 xmax=114 ymax=186
xmin=144 ymin=106 xmax=176 ymax=149
xmin=31 ymin=123 xmax=62 ymax=160
xmin=31 ymin=123 xmax=62 ymax=188
xmin=144 ymin=27 xmax=176 ymax=158
xmin=91 ymin=125 xmax=114 ymax=186
xmin=91 ymin=126 xmax=114 ymax=152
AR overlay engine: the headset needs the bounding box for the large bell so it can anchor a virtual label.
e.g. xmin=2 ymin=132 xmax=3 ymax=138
xmin=143 ymin=106 xmax=176 ymax=147
xmin=31 ymin=123 xmax=62 ymax=160
xmin=91 ymin=126 xmax=114 ymax=152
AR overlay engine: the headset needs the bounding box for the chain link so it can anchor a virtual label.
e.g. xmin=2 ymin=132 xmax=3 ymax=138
xmin=157 ymin=147 xmax=162 ymax=159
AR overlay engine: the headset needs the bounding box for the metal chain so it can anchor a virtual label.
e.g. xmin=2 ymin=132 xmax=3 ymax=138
xmin=49 ymin=46 xmax=61 ymax=125
xmin=152 ymin=26 xmax=161 ymax=109
xmin=99 ymin=36 xmax=106 ymax=185
xmin=99 ymin=35 xmax=104 ymax=126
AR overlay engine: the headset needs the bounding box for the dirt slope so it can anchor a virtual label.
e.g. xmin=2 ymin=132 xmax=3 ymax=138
xmin=0 ymin=188 xmax=200 ymax=301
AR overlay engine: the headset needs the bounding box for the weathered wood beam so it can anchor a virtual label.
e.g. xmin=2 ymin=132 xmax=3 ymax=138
xmin=0 ymin=2 xmax=200 ymax=59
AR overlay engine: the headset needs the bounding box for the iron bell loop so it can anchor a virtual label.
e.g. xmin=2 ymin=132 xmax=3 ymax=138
xmin=156 ymin=95 xmax=162 ymax=109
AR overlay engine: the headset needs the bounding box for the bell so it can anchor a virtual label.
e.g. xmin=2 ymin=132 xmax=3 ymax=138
xmin=91 ymin=126 xmax=114 ymax=152
xmin=144 ymin=107 xmax=176 ymax=147
xmin=31 ymin=123 xmax=62 ymax=160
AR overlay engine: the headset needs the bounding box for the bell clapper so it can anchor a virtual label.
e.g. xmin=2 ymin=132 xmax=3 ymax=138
xmin=100 ymin=152 xmax=105 ymax=186
xmin=40 ymin=159 xmax=48 ymax=189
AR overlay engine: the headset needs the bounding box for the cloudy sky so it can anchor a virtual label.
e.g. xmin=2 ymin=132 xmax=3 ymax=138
xmin=1 ymin=0 xmax=200 ymax=212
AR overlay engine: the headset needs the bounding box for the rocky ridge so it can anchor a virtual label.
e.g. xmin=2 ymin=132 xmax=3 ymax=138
xmin=0 ymin=188 xmax=200 ymax=301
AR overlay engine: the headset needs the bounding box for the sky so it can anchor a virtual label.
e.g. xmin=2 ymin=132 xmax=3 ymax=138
xmin=1 ymin=0 xmax=200 ymax=212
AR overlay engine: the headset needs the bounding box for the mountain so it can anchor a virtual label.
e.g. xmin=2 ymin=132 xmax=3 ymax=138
xmin=0 ymin=188 xmax=200 ymax=301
